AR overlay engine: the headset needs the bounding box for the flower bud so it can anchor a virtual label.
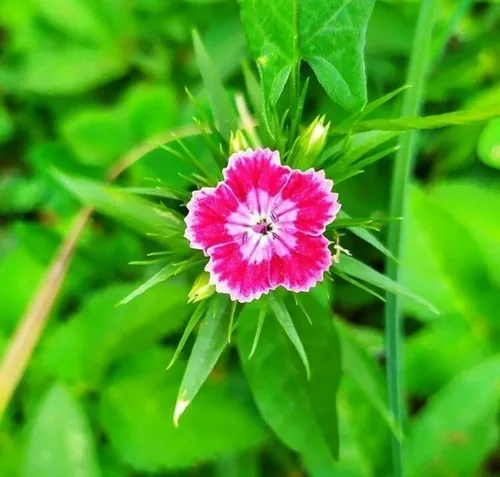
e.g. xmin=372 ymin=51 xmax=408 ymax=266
xmin=229 ymin=130 xmax=250 ymax=154
xmin=188 ymin=271 xmax=215 ymax=303
xmin=297 ymin=115 xmax=330 ymax=167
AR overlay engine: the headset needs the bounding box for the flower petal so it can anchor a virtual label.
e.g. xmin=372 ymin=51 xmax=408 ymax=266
xmin=277 ymin=168 xmax=340 ymax=235
xmin=206 ymin=241 xmax=272 ymax=302
xmin=269 ymin=232 xmax=332 ymax=293
xmin=223 ymin=148 xmax=291 ymax=211
xmin=184 ymin=184 xmax=239 ymax=252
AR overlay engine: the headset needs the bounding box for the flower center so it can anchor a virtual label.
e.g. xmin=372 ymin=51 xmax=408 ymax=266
xmin=252 ymin=219 xmax=273 ymax=235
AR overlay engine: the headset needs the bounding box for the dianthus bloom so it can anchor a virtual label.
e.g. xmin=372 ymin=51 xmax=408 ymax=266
xmin=185 ymin=148 xmax=341 ymax=302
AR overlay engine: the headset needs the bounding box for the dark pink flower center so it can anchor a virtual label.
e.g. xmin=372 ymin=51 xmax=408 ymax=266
xmin=252 ymin=219 xmax=273 ymax=235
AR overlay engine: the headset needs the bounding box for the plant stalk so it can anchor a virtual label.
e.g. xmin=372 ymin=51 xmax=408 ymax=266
xmin=384 ymin=1 xmax=439 ymax=476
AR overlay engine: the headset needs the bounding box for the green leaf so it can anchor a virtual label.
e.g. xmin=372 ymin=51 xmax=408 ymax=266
xmin=121 ymin=83 xmax=178 ymax=141
xmin=337 ymin=322 xmax=401 ymax=439
xmin=37 ymin=0 xmax=111 ymax=44
xmin=339 ymin=103 xmax=500 ymax=133
xmin=298 ymin=0 xmax=375 ymax=111
xmin=119 ymin=258 xmax=200 ymax=305
xmin=339 ymin=84 xmax=412 ymax=128
xmin=405 ymin=318 xmax=493 ymax=397
xmin=240 ymin=0 xmax=375 ymax=111
xmin=237 ymin=294 xmax=341 ymax=467
xmin=477 ymin=118 xmax=500 ymax=169
xmin=239 ymin=0 xmax=294 ymax=107
xmin=0 ymin=105 xmax=13 ymax=144
xmin=335 ymin=210 xmax=395 ymax=259
xmin=20 ymin=46 xmax=127 ymax=95
xmin=174 ymin=295 xmax=230 ymax=425
xmin=61 ymin=108 xmax=133 ymax=166
xmin=121 ymin=186 xmax=189 ymax=202
xmin=429 ymin=180 xmax=500 ymax=286
xmin=168 ymin=301 xmax=208 ymax=370
xmin=23 ymin=385 xmax=100 ymax=477
xmin=100 ymin=347 xmax=265 ymax=471
xmin=334 ymin=255 xmax=437 ymax=314
xmin=53 ymin=172 xmax=185 ymax=244
xmin=192 ymin=30 xmax=237 ymax=139
xmin=401 ymin=185 xmax=498 ymax=328
xmin=328 ymin=130 xmax=399 ymax=171
xmin=405 ymin=355 xmax=500 ymax=477
xmin=38 ymin=281 xmax=190 ymax=386
xmin=268 ymin=295 xmax=310 ymax=378
xmin=0 ymin=247 xmax=45 ymax=331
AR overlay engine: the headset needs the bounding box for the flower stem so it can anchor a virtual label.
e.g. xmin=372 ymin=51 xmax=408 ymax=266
xmin=384 ymin=1 xmax=439 ymax=476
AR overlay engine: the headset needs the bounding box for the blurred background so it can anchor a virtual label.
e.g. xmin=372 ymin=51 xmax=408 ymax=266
xmin=1 ymin=0 xmax=500 ymax=476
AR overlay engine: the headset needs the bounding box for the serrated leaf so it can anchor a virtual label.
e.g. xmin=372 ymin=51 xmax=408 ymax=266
xmin=23 ymin=385 xmax=100 ymax=477
xmin=237 ymin=294 xmax=341 ymax=468
xmin=335 ymin=255 xmax=437 ymax=314
xmin=268 ymin=295 xmax=310 ymax=378
xmin=119 ymin=258 xmax=200 ymax=305
xmin=174 ymin=295 xmax=230 ymax=425
xmin=405 ymin=355 xmax=500 ymax=477
xmin=53 ymin=171 xmax=185 ymax=244
xmin=192 ymin=30 xmax=237 ymax=139
xmin=100 ymin=348 xmax=266 ymax=471
xmin=240 ymin=0 xmax=375 ymax=111
xmin=298 ymin=0 xmax=375 ymax=111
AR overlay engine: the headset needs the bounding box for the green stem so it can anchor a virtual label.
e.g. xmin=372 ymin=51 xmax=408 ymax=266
xmin=384 ymin=1 xmax=439 ymax=476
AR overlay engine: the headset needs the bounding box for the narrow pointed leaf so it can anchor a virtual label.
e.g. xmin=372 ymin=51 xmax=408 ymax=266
xmin=336 ymin=211 xmax=395 ymax=260
xmin=167 ymin=301 xmax=208 ymax=370
xmin=335 ymin=255 xmax=437 ymax=314
xmin=54 ymin=171 xmax=184 ymax=242
xmin=174 ymin=295 xmax=230 ymax=425
xmin=334 ymin=269 xmax=385 ymax=302
xmin=339 ymin=84 xmax=412 ymax=128
xmin=122 ymin=186 xmax=188 ymax=201
xmin=192 ymin=30 xmax=237 ymax=139
xmin=119 ymin=259 xmax=201 ymax=305
xmin=248 ymin=299 xmax=267 ymax=359
xmin=269 ymin=295 xmax=310 ymax=378
xmin=339 ymin=104 xmax=500 ymax=133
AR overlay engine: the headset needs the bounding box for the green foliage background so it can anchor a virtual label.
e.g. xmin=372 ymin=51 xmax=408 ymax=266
xmin=1 ymin=0 xmax=500 ymax=476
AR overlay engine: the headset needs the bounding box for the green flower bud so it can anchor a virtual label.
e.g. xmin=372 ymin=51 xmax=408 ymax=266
xmin=297 ymin=115 xmax=330 ymax=167
xmin=229 ymin=130 xmax=250 ymax=154
xmin=188 ymin=271 xmax=215 ymax=303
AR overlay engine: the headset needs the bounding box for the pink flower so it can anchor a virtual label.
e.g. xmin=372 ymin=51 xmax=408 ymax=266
xmin=185 ymin=148 xmax=341 ymax=302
